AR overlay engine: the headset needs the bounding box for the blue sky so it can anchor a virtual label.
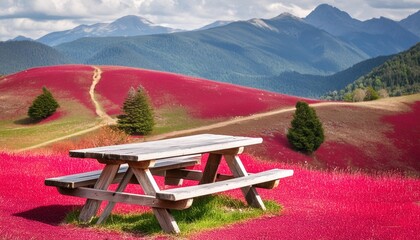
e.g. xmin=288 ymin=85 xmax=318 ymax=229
xmin=0 ymin=0 xmax=419 ymax=41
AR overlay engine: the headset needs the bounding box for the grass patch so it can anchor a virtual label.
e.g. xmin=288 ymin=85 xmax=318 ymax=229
xmin=153 ymin=106 xmax=218 ymax=134
xmin=66 ymin=195 xmax=281 ymax=237
xmin=0 ymin=100 xmax=97 ymax=150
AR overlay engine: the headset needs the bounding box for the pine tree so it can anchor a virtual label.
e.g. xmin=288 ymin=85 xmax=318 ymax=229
xmin=287 ymin=101 xmax=324 ymax=154
xmin=28 ymin=87 xmax=59 ymax=120
xmin=117 ymin=86 xmax=155 ymax=135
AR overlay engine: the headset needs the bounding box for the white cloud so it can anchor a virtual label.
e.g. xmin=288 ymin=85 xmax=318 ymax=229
xmin=0 ymin=0 xmax=418 ymax=41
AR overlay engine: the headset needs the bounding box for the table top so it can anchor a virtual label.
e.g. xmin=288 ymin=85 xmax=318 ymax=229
xmin=69 ymin=134 xmax=262 ymax=162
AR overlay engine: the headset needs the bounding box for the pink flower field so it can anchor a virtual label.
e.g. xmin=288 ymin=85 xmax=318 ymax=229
xmin=0 ymin=152 xmax=418 ymax=239
xmin=96 ymin=66 xmax=317 ymax=118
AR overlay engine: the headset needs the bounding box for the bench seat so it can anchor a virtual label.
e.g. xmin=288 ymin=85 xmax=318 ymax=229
xmin=44 ymin=155 xmax=200 ymax=189
xmin=156 ymin=169 xmax=293 ymax=201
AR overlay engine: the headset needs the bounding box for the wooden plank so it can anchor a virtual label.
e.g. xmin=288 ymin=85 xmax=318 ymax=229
xmin=131 ymin=167 xmax=181 ymax=234
xmin=58 ymin=187 xmax=193 ymax=210
xmin=45 ymin=165 xmax=129 ymax=188
xmin=199 ymin=153 xmax=222 ymax=184
xmin=224 ymin=155 xmax=265 ymax=209
xmin=156 ymin=169 xmax=293 ymax=201
xmin=78 ymin=164 xmax=120 ymax=222
xmin=216 ymin=174 xmax=279 ymax=189
xmin=159 ymin=169 xmax=278 ymax=189
xmin=45 ymin=156 xmax=200 ymax=189
xmin=69 ymin=134 xmax=262 ymax=162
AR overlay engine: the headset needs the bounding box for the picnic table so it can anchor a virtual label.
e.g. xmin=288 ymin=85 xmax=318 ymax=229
xmin=45 ymin=134 xmax=293 ymax=233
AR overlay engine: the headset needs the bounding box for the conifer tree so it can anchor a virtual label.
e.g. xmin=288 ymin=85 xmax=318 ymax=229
xmin=28 ymin=87 xmax=59 ymax=120
xmin=287 ymin=101 xmax=324 ymax=153
xmin=117 ymin=86 xmax=155 ymax=135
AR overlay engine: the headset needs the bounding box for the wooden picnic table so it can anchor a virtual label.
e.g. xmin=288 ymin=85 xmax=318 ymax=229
xmin=45 ymin=134 xmax=293 ymax=234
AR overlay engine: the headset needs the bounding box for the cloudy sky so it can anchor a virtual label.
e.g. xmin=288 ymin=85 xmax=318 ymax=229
xmin=1 ymin=0 xmax=419 ymax=41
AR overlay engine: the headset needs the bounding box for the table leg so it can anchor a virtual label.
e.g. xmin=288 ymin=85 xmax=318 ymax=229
xmin=79 ymin=164 xmax=120 ymax=222
xmin=224 ymin=155 xmax=266 ymax=210
xmin=131 ymin=167 xmax=180 ymax=234
xmin=96 ymin=167 xmax=134 ymax=224
xmin=199 ymin=153 xmax=222 ymax=184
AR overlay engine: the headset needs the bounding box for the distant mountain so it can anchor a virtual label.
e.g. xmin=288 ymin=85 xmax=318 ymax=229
xmin=8 ymin=35 xmax=34 ymax=42
xmin=323 ymin=42 xmax=420 ymax=100
xmin=0 ymin=41 xmax=70 ymax=74
xmin=305 ymin=4 xmax=419 ymax=57
xmin=305 ymin=4 xmax=362 ymax=35
xmin=198 ymin=20 xmax=234 ymax=30
xmin=37 ymin=15 xmax=181 ymax=46
xmin=56 ymin=13 xmax=367 ymax=91
xmin=400 ymin=10 xmax=420 ymax=38
xmin=257 ymin=54 xmax=392 ymax=98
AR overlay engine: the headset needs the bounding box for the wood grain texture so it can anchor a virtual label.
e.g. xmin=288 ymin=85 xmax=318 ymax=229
xmin=156 ymin=169 xmax=293 ymax=201
xmin=45 ymin=156 xmax=200 ymax=189
xmin=69 ymin=134 xmax=262 ymax=162
xmin=58 ymin=187 xmax=193 ymax=210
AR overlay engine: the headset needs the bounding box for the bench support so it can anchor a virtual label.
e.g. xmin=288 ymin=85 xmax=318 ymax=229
xmin=96 ymin=167 xmax=134 ymax=224
xmin=199 ymin=153 xmax=222 ymax=184
xmin=225 ymin=155 xmax=265 ymax=210
xmin=78 ymin=164 xmax=120 ymax=222
xmin=131 ymin=166 xmax=180 ymax=234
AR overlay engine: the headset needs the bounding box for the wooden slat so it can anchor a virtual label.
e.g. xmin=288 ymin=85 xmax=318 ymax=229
xmin=45 ymin=156 xmax=200 ymax=189
xmin=69 ymin=134 xmax=262 ymax=162
xmin=161 ymin=170 xmax=279 ymax=189
xmin=58 ymin=187 xmax=193 ymax=210
xmin=156 ymin=169 xmax=294 ymax=201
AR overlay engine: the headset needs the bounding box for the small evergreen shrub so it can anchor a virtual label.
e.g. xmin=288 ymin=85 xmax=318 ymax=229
xmin=27 ymin=87 xmax=59 ymax=120
xmin=287 ymin=101 xmax=324 ymax=154
xmin=117 ymin=86 xmax=155 ymax=135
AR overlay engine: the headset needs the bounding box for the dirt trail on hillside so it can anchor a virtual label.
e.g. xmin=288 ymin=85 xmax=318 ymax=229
xmin=90 ymin=66 xmax=116 ymax=125
xmin=146 ymin=96 xmax=418 ymax=141
xmin=17 ymin=66 xmax=115 ymax=152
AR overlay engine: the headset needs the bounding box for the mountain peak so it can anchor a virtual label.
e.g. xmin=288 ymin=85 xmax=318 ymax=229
xmin=304 ymin=4 xmax=361 ymax=35
xmin=198 ymin=20 xmax=234 ymax=30
xmin=399 ymin=10 xmax=420 ymax=37
xmin=113 ymin=15 xmax=154 ymax=26
xmin=273 ymin=12 xmax=302 ymax=21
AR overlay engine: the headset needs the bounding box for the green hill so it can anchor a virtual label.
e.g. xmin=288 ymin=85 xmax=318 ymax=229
xmin=0 ymin=41 xmax=70 ymax=74
xmin=323 ymin=42 xmax=420 ymax=100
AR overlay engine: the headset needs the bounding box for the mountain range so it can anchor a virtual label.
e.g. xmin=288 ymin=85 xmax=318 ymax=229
xmin=305 ymin=4 xmax=419 ymax=57
xmin=1 ymin=4 xmax=419 ymax=98
xmin=37 ymin=15 xmax=180 ymax=46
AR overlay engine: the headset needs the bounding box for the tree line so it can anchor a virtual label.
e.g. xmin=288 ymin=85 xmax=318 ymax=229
xmin=323 ymin=42 xmax=420 ymax=101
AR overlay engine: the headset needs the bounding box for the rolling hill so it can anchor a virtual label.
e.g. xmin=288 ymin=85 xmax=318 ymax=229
xmin=323 ymin=42 xmax=420 ymax=100
xmin=0 ymin=65 xmax=313 ymax=150
xmin=1 ymin=65 xmax=419 ymax=175
xmin=258 ymin=54 xmax=392 ymax=98
xmin=0 ymin=41 xmax=70 ymax=75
